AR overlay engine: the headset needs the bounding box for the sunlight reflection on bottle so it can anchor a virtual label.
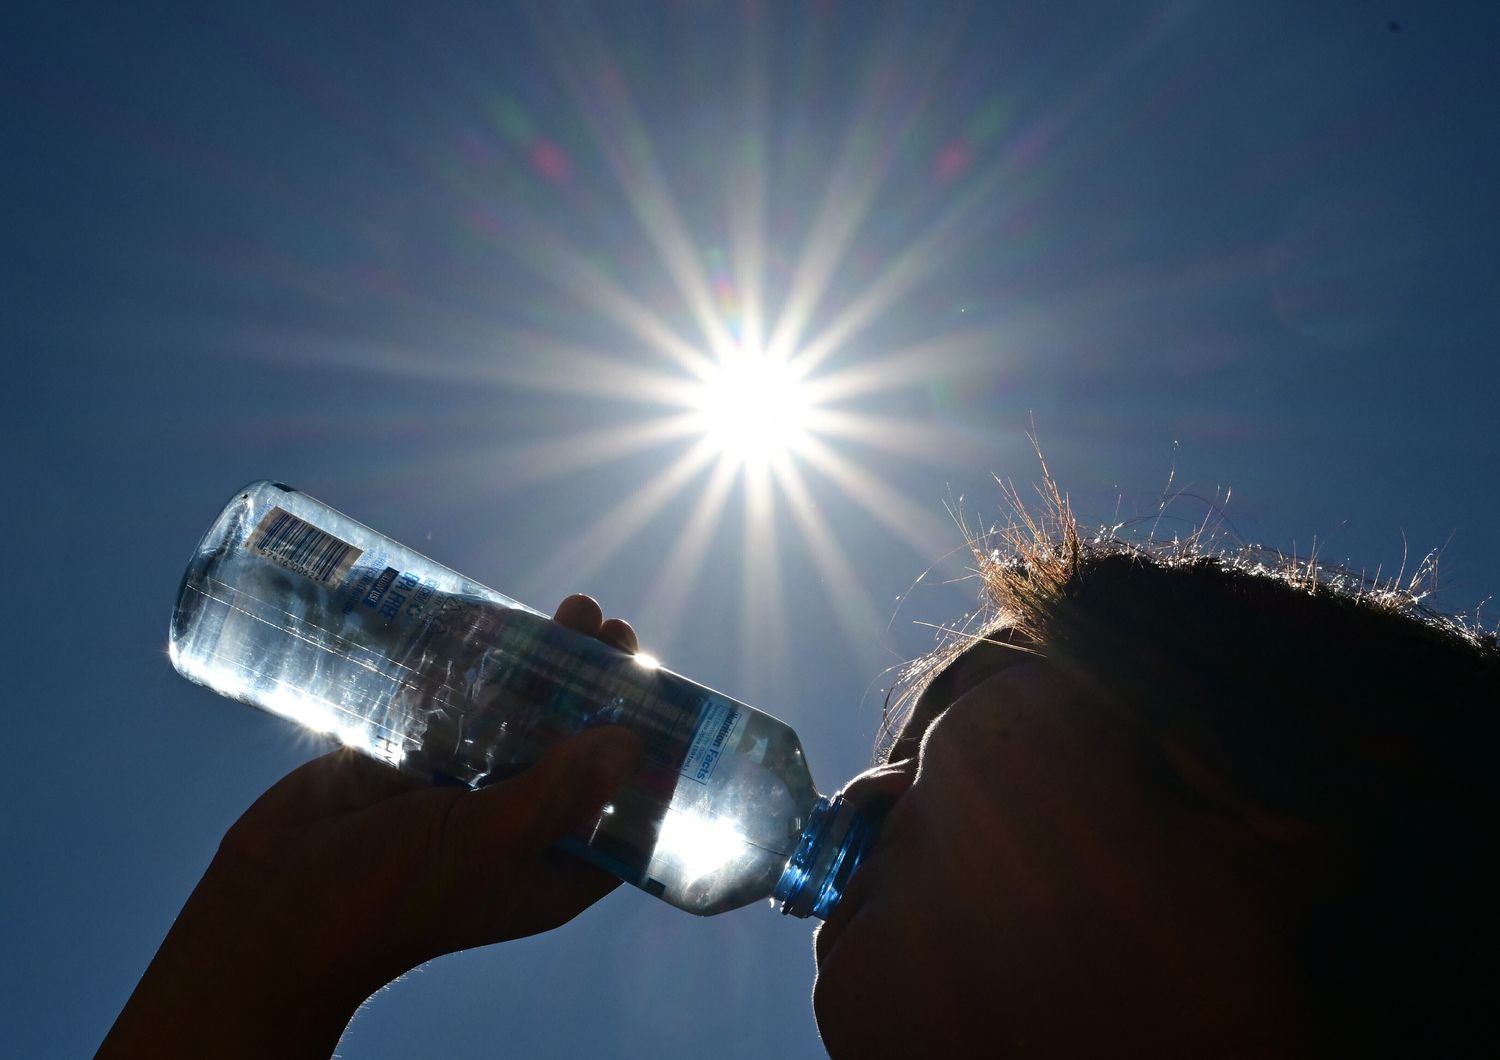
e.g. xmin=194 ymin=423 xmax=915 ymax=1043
xmin=650 ymin=807 xmax=749 ymax=885
xmin=254 ymin=681 xmax=404 ymax=767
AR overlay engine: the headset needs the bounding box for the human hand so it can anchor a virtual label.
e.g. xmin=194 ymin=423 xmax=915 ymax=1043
xmin=101 ymin=594 xmax=643 ymax=1059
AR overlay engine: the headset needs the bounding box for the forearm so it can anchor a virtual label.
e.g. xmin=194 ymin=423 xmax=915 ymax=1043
xmin=98 ymin=865 xmax=373 ymax=1059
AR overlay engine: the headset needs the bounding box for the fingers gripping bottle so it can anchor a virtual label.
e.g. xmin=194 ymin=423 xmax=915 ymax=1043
xmin=169 ymin=481 xmax=873 ymax=918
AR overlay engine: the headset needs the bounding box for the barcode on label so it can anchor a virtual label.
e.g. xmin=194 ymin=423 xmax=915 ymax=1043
xmin=251 ymin=507 xmax=362 ymax=585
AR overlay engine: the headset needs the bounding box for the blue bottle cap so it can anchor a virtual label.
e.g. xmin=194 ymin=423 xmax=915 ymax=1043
xmin=774 ymin=794 xmax=876 ymax=920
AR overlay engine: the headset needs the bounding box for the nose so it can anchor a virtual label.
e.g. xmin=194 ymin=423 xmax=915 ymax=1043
xmin=837 ymin=758 xmax=916 ymax=825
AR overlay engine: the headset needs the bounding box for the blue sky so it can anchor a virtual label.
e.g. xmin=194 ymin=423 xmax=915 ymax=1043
xmin=5 ymin=3 xmax=1498 ymax=1056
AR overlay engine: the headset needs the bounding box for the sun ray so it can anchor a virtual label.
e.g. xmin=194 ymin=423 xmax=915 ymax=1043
xmin=636 ymin=453 xmax=741 ymax=650
xmin=485 ymin=412 xmax=706 ymax=490
xmin=796 ymin=435 xmax=954 ymax=559
xmin=218 ymin=324 xmax=529 ymax=387
xmin=736 ymin=458 xmax=791 ymax=701
xmin=526 ymin=5 xmax=737 ymax=361
xmin=522 ymin=438 xmax=721 ymax=598
xmin=765 ymin=9 xmax=967 ymax=365
xmin=800 ymin=329 xmax=1008 ymax=404
xmin=477 ymin=331 xmax=704 ymax=405
xmin=774 ymin=458 xmax=890 ymax=680
xmin=221 ymin=307 xmax=705 ymax=409
xmin=803 ymin=407 xmax=960 ymax=465
xmin=793 ymin=10 xmax=1196 ymax=377
xmin=517 ymin=229 xmax=717 ymax=379
xmin=791 ymin=203 xmax=984 ymax=377
xmin=727 ymin=7 xmax=770 ymax=355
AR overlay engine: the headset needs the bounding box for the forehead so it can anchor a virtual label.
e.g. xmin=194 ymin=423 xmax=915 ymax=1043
xmin=886 ymin=635 xmax=1033 ymax=762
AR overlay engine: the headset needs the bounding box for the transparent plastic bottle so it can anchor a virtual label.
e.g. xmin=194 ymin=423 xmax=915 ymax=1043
xmin=169 ymin=481 xmax=873 ymax=919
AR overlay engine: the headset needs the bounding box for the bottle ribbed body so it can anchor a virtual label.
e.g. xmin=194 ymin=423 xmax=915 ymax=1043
xmin=170 ymin=481 xmax=864 ymax=917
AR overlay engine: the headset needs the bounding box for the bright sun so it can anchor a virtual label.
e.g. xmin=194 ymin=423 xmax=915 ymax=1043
xmin=693 ymin=351 xmax=814 ymax=466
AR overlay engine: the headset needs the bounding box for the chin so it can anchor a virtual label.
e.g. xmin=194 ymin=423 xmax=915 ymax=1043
xmin=813 ymin=983 xmax=887 ymax=1060
xmin=812 ymin=929 xmax=912 ymax=1059
xmin=814 ymin=909 xmax=999 ymax=1058
xmin=811 ymin=937 xmax=860 ymax=1056
xmin=815 ymin=994 xmax=924 ymax=1060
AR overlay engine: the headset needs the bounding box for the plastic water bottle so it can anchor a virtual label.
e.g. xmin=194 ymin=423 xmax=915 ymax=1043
xmin=169 ymin=481 xmax=873 ymax=919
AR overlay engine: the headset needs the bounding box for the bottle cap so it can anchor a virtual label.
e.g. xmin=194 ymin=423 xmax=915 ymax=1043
xmin=774 ymin=794 xmax=876 ymax=920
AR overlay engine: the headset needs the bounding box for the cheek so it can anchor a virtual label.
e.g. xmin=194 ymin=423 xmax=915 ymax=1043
xmin=918 ymin=731 xmax=1139 ymax=935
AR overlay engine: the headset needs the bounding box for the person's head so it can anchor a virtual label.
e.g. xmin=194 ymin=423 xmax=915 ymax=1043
xmin=812 ymin=484 xmax=1497 ymax=1058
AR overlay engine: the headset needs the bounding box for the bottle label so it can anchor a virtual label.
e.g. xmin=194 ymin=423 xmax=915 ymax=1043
xmin=345 ymin=560 xmax=440 ymax=627
xmin=680 ymin=699 xmax=744 ymax=785
xmin=250 ymin=507 xmax=363 ymax=586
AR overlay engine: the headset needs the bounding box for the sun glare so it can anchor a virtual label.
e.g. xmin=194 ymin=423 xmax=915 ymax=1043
xmin=427 ymin=7 xmax=994 ymax=675
xmin=694 ymin=351 xmax=813 ymax=466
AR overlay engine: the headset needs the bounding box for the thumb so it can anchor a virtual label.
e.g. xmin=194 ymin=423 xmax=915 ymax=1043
xmin=479 ymin=726 xmax=644 ymax=851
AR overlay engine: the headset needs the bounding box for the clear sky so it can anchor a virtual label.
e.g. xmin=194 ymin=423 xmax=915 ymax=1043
xmin=5 ymin=2 xmax=1498 ymax=1056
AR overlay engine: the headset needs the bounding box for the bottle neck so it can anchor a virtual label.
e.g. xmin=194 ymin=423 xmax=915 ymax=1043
xmin=774 ymin=794 xmax=876 ymax=920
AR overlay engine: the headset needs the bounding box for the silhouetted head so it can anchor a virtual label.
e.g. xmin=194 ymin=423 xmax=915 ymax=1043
xmin=815 ymin=483 xmax=1496 ymax=1057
